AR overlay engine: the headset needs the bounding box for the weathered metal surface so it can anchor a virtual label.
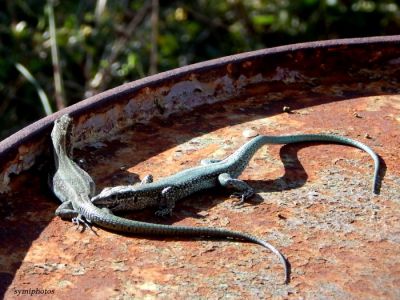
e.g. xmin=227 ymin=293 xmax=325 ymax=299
xmin=0 ymin=36 xmax=400 ymax=298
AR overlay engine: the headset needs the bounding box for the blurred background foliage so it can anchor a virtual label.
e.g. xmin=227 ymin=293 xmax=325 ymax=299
xmin=0 ymin=0 xmax=399 ymax=140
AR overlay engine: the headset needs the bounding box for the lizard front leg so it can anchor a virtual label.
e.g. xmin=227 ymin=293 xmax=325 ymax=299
xmin=55 ymin=201 xmax=78 ymax=219
xmin=155 ymin=186 xmax=178 ymax=217
xmin=218 ymin=173 xmax=255 ymax=205
xmin=140 ymin=174 xmax=153 ymax=184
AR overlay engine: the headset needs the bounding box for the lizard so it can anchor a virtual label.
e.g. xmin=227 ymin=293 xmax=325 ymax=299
xmin=50 ymin=114 xmax=290 ymax=283
xmin=91 ymin=133 xmax=380 ymax=216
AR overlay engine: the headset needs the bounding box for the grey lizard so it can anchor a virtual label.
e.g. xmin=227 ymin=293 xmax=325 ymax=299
xmin=50 ymin=114 xmax=290 ymax=283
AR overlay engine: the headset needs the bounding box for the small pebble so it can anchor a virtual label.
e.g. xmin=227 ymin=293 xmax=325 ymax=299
xmin=364 ymin=133 xmax=372 ymax=139
xmin=277 ymin=213 xmax=287 ymax=220
xmin=197 ymin=211 xmax=209 ymax=217
xmin=308 ymin=191 xmax=319 ymax=200
xmin=353 ymin=112 xmax=362 ymax=118
xmin=283 ymin=106 xmax=291 ymax=113
xmin=242 ymin=128 xmax=259 ymax=138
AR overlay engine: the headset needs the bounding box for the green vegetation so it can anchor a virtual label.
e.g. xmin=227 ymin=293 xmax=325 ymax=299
xmin=0 ymin=0 xmax=399 ymax=139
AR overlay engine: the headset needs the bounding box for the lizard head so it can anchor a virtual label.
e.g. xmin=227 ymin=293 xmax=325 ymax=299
xmin=51 ymin=114 xmax=74 ymax=156
xmin=91 ymin=185 xmax=154 ymax=210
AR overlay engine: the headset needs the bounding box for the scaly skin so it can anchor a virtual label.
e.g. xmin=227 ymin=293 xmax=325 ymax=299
xmin=51 ymin=114 xmax=290 ymax=284
xmin=92 ymin=133 xmax=380 ymax=215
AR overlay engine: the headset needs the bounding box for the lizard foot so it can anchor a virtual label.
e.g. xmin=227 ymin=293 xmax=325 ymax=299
xmin=72 ymin=215 xmax=98 ymax=235
xmin=141 ymin=174 xmax=153 ymax=185
xmin=229 ymin=190 xmax=254 ymax=206
xmin=155 ymin=208 xmax=173 ymax=217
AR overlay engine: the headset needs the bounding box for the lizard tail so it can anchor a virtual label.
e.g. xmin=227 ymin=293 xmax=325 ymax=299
xmin=266 ymin=134 xmax=380 ymax=194
xmin=234 ymin=134 xmax=380 ymax=194
xmin=227 ymin=230 xmax=290 ymax=284
xmin=90 ymin=208 xmax=289 ymax=284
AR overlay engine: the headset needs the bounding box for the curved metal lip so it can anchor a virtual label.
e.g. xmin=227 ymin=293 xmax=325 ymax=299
xmin=0 ymin=35 xmax=399 ymax=163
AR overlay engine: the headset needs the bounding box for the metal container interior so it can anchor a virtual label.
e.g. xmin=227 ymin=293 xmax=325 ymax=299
xmin=0 ymin=36 xmax=399 ymax=298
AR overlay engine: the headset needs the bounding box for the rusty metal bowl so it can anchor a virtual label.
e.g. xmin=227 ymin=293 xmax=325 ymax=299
xmin=1 ymin=36 xmax=399 ymax=298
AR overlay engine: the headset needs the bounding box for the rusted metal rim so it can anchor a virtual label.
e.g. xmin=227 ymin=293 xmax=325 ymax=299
xmin=0 ymin=35 xmax=399 ymax=185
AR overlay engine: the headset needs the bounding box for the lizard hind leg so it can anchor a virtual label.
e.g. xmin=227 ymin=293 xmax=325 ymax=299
xmin=54 ymin=202 xmax=97 ymax=234
xmin=71 ymin=214 xmax=98 ymax=235
xmin=218 ymin=173 xmax=255 ymax=206
xmin=101 ymin=207 xmax=114 ymax=215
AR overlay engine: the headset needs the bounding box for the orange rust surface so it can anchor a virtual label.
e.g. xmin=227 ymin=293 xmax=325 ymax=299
xmin=1 ymin=91 xmax=400 ymax=298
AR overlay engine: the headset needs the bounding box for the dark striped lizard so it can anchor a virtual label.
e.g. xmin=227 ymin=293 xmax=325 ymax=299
xmin=92 ymin=133 xmax=379 ymax=216
xmin=50 ymin=114 xmax=290 ymax=283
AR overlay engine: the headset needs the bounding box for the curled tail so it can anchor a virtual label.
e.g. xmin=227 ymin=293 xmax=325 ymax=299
xmin=267 ymin=134 xmax=380 ymax=194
